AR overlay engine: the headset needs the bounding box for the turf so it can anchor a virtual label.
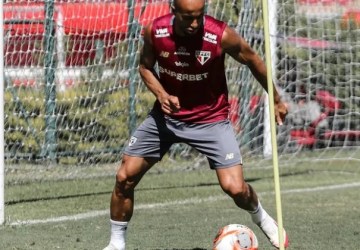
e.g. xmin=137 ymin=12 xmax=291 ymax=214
xmin=1 ymin=158 xmax=359 ymax=249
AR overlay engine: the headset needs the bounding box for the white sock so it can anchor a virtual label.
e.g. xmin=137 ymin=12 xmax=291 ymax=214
xmin=109 ymin=219 xmax=128 ymax=250
xmin=248 ymin=200 xmax=269 ymax=225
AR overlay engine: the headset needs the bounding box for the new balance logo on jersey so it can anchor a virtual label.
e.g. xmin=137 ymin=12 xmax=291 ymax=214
xmin=160 ymin=51 xmax=170 ymax=58
xmin=203 ymin=32 xmax=217 ymax=44
xmin=225 ymin=153 xmax=234 ymax=160
xmin=195 ymin=51 xmax=211 ymax=65
xmin=155 ymin=28 xmax=170 ymax=38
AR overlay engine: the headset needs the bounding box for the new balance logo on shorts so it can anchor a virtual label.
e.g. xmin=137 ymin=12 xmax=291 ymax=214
xmin=225 ymin=153 xmax=234 ymax=160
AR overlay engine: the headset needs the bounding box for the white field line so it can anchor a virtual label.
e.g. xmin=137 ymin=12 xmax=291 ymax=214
xmin=8 ymin=182 xmax=360 ymax=226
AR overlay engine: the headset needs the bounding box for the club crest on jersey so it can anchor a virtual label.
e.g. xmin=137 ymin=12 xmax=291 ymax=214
xmin=195 ymin=51 xmax=211 ymax=65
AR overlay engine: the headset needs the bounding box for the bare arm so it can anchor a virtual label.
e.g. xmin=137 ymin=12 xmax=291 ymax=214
xmin=221 ymin=26 xmax=287 ymax=124
xmin=139 ymin=24 xmax=180 ymax=114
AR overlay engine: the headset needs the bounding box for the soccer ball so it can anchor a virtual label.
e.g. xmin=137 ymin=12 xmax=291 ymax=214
xmin=212 ymin=224 xmax=259 ymax=250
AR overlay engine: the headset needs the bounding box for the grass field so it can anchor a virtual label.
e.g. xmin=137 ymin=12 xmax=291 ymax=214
xmin=1 ymin=154 xmax=360 ymax=249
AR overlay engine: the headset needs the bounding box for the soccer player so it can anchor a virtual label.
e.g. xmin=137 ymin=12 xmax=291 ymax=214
xmin=103 ymin=0 xmax=289 ymax=249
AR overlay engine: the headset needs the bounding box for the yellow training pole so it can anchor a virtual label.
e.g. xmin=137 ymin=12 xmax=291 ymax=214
xmin=261 ymin=0 xmax=285 ymax=249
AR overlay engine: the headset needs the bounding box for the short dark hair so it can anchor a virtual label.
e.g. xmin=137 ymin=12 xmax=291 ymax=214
xmin=171 ymin=0 xmax=206 ymax=12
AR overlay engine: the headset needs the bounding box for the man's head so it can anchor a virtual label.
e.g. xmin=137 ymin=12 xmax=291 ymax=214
xmin=171 ymin=0 xmax=206 ymax=36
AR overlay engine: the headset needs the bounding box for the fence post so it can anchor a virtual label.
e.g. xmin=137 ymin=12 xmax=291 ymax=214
xmin=127 ymin=0 xmax=140 ymax=136
xmin=43 ymin=0 xmax=57 ymax=163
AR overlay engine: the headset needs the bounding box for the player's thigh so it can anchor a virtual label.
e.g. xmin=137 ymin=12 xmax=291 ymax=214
xmin=187 ymin=120 xmax=242 ymax=168
xmin=116 ymin=154 xmax=157 ymax=185
xmin=124 ymin=112 xmax=173 ymax=160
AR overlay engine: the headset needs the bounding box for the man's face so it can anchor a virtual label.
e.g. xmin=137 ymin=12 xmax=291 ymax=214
xmin=172 ymin=0 xmax=205 ymax=36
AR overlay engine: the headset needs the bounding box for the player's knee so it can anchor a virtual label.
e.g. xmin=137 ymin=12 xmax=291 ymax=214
xmin=114 ymin=166 xmax=136 ymax=196
xmin=114 ymin=176 xmax=135 ymax=199
xmin=114 ymin=155 xmax=152 ymax=196
xmin=224 ymin=181 xmax=250 ymax=200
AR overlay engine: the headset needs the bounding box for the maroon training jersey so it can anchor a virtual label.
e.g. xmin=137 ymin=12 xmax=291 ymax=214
xmin=150 ymin=14 xmax=229 ymax=123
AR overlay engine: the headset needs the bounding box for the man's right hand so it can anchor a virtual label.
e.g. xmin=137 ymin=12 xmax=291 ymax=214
xmin=159 ymin=95 xmax=181 ymax=114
